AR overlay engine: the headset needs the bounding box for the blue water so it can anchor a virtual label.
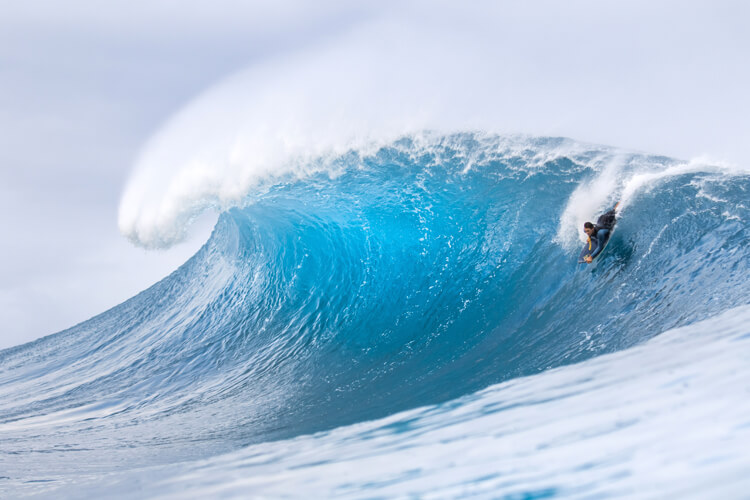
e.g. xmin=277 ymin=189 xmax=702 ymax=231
xmin=1 ymin=134 xmax=749 ymax=498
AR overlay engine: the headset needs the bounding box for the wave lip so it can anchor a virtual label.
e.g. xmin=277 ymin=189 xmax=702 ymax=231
xmin=116 ymin=27 xmax=480 ymax=249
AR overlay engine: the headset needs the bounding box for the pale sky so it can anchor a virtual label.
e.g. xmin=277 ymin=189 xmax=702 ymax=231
xmin=1 ymin=0 xmax=748 ymax=349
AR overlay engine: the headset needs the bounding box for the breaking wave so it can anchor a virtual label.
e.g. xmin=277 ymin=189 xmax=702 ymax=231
xmin=2 ymin=133 xmax=749 ymax=497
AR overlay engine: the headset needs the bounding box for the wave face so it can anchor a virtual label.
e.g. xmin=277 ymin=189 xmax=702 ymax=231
xmin=1 ymin=134 xmax=749 ymax=496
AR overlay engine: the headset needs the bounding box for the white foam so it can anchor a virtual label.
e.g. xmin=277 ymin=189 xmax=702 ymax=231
xmin=118 ymin=20 xmax=485 ymax=248
xmin=556 ymin=154 xmax=625 ymax=249
xmin=556 ymin=156 xmax=749 ymax=249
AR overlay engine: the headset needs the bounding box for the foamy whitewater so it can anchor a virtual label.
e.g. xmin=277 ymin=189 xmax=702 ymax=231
xmin=1 ymin=131 xmax=749 ymax=498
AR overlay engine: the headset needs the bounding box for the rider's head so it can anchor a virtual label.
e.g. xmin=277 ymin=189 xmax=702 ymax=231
xmin=583 ymin=222 xmax=595 ymax=237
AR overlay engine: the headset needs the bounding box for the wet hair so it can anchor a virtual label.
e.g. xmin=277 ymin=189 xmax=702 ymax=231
xmin=583 ymin=222 xmax=595 ymax=230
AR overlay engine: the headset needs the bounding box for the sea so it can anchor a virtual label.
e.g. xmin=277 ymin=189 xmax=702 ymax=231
xmin=1 ymin=133 xmax=749 ymax=498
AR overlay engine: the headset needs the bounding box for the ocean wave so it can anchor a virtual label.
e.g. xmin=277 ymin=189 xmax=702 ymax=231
xmin=3 ymin=134 xmax=750 ymax=497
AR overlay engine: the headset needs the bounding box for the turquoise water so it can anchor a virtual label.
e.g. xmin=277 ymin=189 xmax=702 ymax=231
xmin=2 ymin=134 xmax=749 ymax=498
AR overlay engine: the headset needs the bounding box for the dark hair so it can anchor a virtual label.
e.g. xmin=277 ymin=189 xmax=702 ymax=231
xmin=583 ymin=222 xmax=594 ymax=230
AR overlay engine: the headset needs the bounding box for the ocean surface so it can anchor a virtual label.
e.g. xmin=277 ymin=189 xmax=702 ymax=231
xmin=2 ymin=133 xmax=749 ymax=498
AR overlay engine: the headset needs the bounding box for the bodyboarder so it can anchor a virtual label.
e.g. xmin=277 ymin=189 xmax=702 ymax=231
xmin=581 ymin=202 xmax=620 ymax=264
